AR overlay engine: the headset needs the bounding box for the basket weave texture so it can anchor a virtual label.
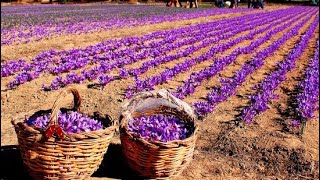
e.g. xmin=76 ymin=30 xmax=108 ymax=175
xmin=11 ymin=88 xmax=116 ymax=180
xmin=120 ymin=89 xmax=199 ymax=179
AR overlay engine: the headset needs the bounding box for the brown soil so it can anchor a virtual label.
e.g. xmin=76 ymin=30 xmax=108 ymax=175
xmin=1 ymin=4 xmax=318 ymax=180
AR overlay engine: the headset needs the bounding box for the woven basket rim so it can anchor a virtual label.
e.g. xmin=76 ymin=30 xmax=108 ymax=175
xmin=12 ymin=108 xmax=115 ymax=128
xmin=12 ymin=109 xmax=117 ymax=141
xmin=121 ymin=125 xmax=198 ymax=148
xmin=120 ymin=109 xmax=199 ymax=148
xmin=11 ymin=88 xmax=117 ymax=142
xmin=119 ymin=89 xmax=199 ymax=147
xmin=15 ymin=120 xmax=116 ymax=134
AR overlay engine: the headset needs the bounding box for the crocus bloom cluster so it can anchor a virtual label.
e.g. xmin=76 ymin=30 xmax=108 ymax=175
xmin=174 ymin=8 xmax=313 ymax=100
xmin=2 ymin=4 xmax=252 ymax=46
xmin=1 ymin=59 xmax=27 ymax=77
xmin=2 ymin=7 xmax=311 ymax=91
xmin=240 ymin=15 xmax=319 ymax=123
xmin=125 ymin=7 xmax=309 ymax=98
xmin=128 ymin=114 xmax=191 ymax=143
xmin=290 ymin=39 xmax=319 ymax=126
xmin=48 ymin=8 xmax=288 ymax=91
xmin=26 ymin=111 xmax=103 ymax=134
xmin=191 ymin=9 xmax=318 ymax=117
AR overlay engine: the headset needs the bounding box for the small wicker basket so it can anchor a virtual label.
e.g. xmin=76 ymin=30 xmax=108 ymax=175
xmin=11 ymin=88 xmax=116 ymax=180
xmin=120 ymin=89 xmax=198 ymax=179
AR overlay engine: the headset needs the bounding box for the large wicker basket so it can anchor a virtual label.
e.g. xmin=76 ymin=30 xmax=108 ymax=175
xmin=11 ymin=88 xmax=116 ymax=180
xmin=120 ymin=89 xmax=199 ymax=179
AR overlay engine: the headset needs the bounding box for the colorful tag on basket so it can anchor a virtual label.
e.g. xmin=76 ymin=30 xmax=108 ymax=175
xmin=55 ymin=126 xmax=65 ymax=139
xmin=45 ymin=125 xmax=65 ymax=139
xmin=45 ymin=125 xmax=55 ymax=138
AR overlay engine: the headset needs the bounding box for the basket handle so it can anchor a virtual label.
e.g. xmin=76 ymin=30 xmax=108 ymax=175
xmin=122 ymin=89 xmax=197 ymax=121
xmin=44 ymin=88 xmax=81 ymax=140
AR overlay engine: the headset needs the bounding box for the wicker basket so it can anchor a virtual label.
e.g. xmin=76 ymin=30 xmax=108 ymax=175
xmin=11 ymin=88 xmax=116 ymax=180
xmin=120 ymin=89 xmax=199 ymax=179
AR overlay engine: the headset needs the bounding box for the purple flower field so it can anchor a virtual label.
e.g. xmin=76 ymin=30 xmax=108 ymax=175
xmin=2 ymin=5 xmax=318 ymax=128
xmin=1 ymin=4 xmax=251 ymax=45
xmin=1 ymin=3 xmax=319 ymax=179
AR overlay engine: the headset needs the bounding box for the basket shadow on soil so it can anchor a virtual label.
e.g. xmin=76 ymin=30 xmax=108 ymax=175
xmin=92 ymin=143 xmax=145 ymax=179
xmin=0 ymin=145 xmax=32 ymax=180
xmin=0 ymin=143 xmax=143 ymax=180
